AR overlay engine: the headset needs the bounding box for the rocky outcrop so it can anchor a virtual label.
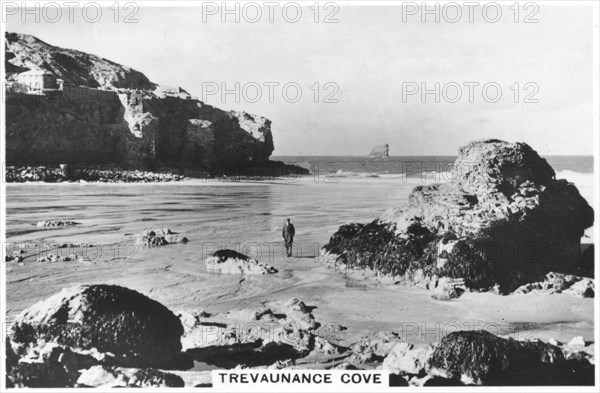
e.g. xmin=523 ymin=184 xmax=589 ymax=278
xmin=426 ymin=330 xmax=594 ymax=385
xmin=205 ymin=249 xmax=278 ymax=275
xmin=323 ymin=140 xmax=594 ymax=293
xmin=369 ymin=144 xmax=389 ymax=158
xmin=8 ymin=284 xmax=184 ymax=368
xmin=5 ymin=32 xmax=296 ymax=174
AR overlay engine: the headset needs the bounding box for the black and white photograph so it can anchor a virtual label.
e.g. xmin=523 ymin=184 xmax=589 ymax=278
xmin=1 ymin=1 xmax=598 ymax=390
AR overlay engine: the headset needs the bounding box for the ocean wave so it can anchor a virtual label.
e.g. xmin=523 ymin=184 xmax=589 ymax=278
xmin=320 ymin=168 xmax=593 ymax=181
xmin=319 ymin=169 xmax=456 ymax=181
xmin=329 ymin=169 xmax=381 ymax=178
xmin=555 ymin=170 xmax=595 ymax=187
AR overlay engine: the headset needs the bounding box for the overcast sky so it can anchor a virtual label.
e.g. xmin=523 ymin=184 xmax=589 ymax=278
xmin=5 ymin=3 xmax=596 ymax=156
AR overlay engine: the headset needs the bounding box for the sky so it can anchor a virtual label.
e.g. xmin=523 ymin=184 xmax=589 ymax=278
xmin=4 ymin=2 xmax=596 ymax=156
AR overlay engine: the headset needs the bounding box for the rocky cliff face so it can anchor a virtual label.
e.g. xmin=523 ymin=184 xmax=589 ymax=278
xmin=5 ymin=32 xmax=155 ymax=90
xmin=5 ymin=32 xmax=280 ymax=172
xmin=323 ymin=140 xmax=594 ymax=293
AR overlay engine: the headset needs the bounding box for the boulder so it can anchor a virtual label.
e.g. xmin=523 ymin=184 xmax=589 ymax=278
xmin=431 ymin=277 xmax=466 ymax=301
xmin=9 ymin=284 xmax=184 ymax=368
xmin=426 ymin=330 xmax=593 ymax=385
xmin=266 ymin=298 xmax=317 ymax=330
xmin=205 ymin=249 xmax=277 ymax=275
xmin=323 ymin=140 xmax=594 ymax=293
xmin=382 ymin=342 xmax=435 ymax=375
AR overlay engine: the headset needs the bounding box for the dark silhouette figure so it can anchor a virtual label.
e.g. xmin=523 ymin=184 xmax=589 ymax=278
xmin=282 ymin=218 xmax=295 ymax=257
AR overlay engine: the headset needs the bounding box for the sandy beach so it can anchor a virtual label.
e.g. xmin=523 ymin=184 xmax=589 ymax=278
xmin=5 ymin=172 xmax=595 ymax=353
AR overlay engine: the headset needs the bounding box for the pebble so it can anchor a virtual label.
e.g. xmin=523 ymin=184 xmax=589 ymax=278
xmin=6 ymin=165 xmax=187 ymax=183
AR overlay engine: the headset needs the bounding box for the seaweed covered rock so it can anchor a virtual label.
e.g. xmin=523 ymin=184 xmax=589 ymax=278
xmin=9 ymin=284 xmax=184 ymax=368
xmin=426 ymin=330 xmax=593 ymax=385
xmin=7 ymin=361 xmax=75 ymax=388
xmin=205 ymin=249 xmax=278 ymax=275
xmin=323 ymin=140 xmax=594 ymax=293
xmin=322 ymin=220 xmax=434 ymax=279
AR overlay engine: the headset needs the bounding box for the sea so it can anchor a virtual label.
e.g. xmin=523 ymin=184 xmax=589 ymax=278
xmin=272 ymin=155 xmax=594 ymax=179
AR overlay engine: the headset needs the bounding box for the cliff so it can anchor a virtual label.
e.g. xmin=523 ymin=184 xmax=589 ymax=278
xmin=5 ymin=32 xmax=154 ymax=90
xmin=5 ymin=32 xmax=293 ymax=174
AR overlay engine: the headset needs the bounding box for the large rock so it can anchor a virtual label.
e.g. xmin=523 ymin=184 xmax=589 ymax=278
xmin=9 ymin=284 xmax=184 ymax=368
xmin=426 ymin=330 xmax=593 ymax=385
xmin=323 ymin=140 xmax=594 ymax=293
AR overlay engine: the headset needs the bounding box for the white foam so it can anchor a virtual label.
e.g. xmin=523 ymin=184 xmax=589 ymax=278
xmin=555 ymin=170 xmax=595 ymax=188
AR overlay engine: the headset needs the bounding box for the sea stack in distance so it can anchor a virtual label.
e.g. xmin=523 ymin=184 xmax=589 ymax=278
xmin=369 ymin=144 xmax=389 ymax=158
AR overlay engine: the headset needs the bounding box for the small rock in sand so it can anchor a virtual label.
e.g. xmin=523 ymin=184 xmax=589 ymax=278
xmin=134 ymin=228 xmax=188 ymax=246
xmin=77 ymin=366 xmax=124 ymax=388
xmin=35 ymin=254 xmax=89 ymax=263
xmin=5 ymin=255 xmax=24 ymax=263
xmin=205 ymin=249 xmax=277 ymax=275
xmin=36 ymin=220 xmax=79 ymax=227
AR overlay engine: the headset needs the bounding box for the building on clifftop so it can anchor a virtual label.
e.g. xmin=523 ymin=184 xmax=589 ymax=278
xmin=16 ymin=69 xmax=58 ymax=91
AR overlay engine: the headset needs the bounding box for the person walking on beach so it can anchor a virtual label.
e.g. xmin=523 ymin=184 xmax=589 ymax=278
xmin=282 ymin=218 xmax=295 ymax=257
